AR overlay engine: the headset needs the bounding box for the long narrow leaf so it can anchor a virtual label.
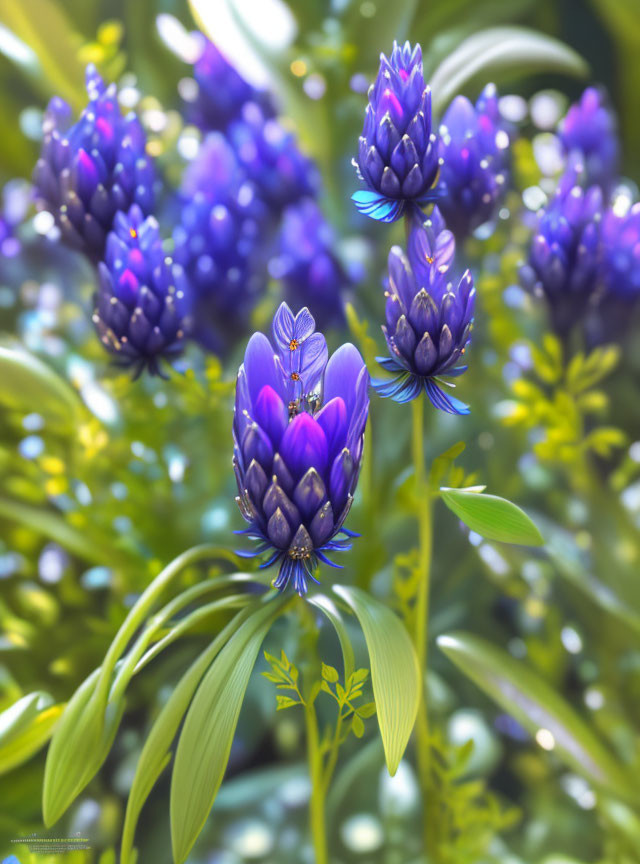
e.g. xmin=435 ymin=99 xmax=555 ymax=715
xmin=308 ymin=593 xmax=355 ymax=681
xmin=333 ymin=585 xmax=419 ymax=776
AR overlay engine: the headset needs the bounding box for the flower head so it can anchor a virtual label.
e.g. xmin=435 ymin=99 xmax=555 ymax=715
xmin=373 ymin=209 xmax=474 ymax=413
xmin=600 ymin=202 xmax=640 ymax=301
xmin=229 ymin=102 xmax=319 ymax=212
xmin=187 ymin=37 xmax=274 ymax=132
xmin=559 ymin=87 xmax=618 ymax=190
xmin=33 ymin=65 xmax=156 ymax=261
xmin=438 ymin=84 xmax=509 ymax=237
xmin=353 ymin=41 xmax=439 ymax=222
xmin=520 ymin=162 xmax=602 ymax=334
xmin=172 ymin=133 xmax=268 ymax=353
xmin=233 ymin=303 xmax=369 ymax=595
xmin=275 ymin=198 xmax=350 ymax=328
xmin=94 ymin=205 xmax=189 ymax=377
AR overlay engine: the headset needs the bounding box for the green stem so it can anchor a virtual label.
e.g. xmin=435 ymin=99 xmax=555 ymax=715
xmin=411 ymin=397 xmax=436 ymax=855
xmin=305 ymin=700 xmax=328 ymax=864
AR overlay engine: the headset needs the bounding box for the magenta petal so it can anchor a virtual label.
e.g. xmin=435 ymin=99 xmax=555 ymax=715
xmin=280 ymin=412 xmax=329 ymax=480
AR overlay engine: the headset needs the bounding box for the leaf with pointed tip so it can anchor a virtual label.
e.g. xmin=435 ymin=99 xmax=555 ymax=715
xmin=0 ymin=692 xmax=64 ymax=775
xmin=308 ymin=594 xmax=355 ymax=681
xmin=440 ymin=487 xmax=544 ymax=546
xmin=438 ymin=632 xmax=636 ymax=802
xmin=333 ymin=585 xmax=419 ymax=776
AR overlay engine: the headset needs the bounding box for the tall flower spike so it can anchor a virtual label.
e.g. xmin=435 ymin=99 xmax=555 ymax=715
xmin=275 ymin=198 xmax=350 ymax=328
xmin=229 ymin=102 xmax=320 ymax=213
xmin=353 ymin=41 xmax=440 ymax=222
xmin=33 ymin=65 xmax=156 ymax=262
xmin=438 ymin=84 xmax=510 ymax=238
xmin=558 ymin=87 xmax=618 ymax=191
xmin=373 ymin=208 xmax=474 ymax=413
xmin=93 ymin=205 xmax=189 ymax=377
xmin=233 ymin=302 xmax=369 ymax=595
xmin=520 ymin=161 xmax=602 ymax=335
xmin=172 ymin=133 xmax=268 ymax=354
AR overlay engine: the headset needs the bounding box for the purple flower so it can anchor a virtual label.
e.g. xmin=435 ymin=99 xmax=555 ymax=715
xmin=373 ymin=209 xmax=474 ymax=414
xmin=520 ymin=163 xmax=602 ymax=334
xmin=438 ymin=84 xmax=510 ymax=237
xmin=275 ymin=199 xmax=350 ymax=328
xmin=187 ymin=37 xmax=275 ymax=132
xmin=233 ymin=303 xmax=369 ymax=595
xmin=94 ymin=205 xmax=189 ymax=377
xmin=559 ymin=87 xmax=618 ymax=191
xmin=352 ymin=41 xmax=439 ymax=222
xmin=600 ymin=202 xmax=640 ymax=300
xmin=33 ymin=65 xmax=156 ymax=262
xmin=229 ymin=102 xmax=320 ymax=212
xmin=172 ymin=133 xmax=269 ymax=353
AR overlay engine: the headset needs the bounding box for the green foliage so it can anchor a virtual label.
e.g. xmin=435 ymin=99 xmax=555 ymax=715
xmin=0 ymin=691 xmax=64 ymax=774
xmin=440 ymin=486 xmax=544 ymax=546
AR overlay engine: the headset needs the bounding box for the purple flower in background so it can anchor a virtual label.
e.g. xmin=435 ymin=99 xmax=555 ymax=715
xmin=33 ymin=65 xmax=156 ymax=262
xmin=229 ymin=102 xmax=320 ymax=213
xmin=94 ymin=205 xmax=189 ymax=377
xmin=0 ymin=179 xmax=30 ymax=259
xmin=600 ymin=202 xmax=640 ymax=301
xmin=438 ymin=84 xmax=510 ymax=237
xmin=520 ymin=163 xmax=602 ymax=334
xmin=559 ymin=87 xmax=618 ymax=191
xmin=233 ymin=303 xmax=369 ymax=595
xmin=173 ymin=133 xmax=268 ymax=353
xmin=374 ymin=209 xmax=474 ymax=413
xmin=275 ymin=199 xmax=350 ymax=328
xmin=353 ymin=41 xmax=439 ymax=222
xmin=187 ymin=37 xmax=274 ymax=132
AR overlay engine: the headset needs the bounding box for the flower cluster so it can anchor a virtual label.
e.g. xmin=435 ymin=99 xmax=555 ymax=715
xmin=94 ymin=205 xmax=189 ymax=377
xmin=374 ymin=209 xmax=475 ymax=413
xmin=438 ymin=84 xmax=509 ymax=237
xmin=353 ymin=41 xmax=439 ymax=222
xmin=234 ymin=304 xmax=369 ymax=595
xmin=558 ymin=87 xmax=618 ymax=191
xmin=33 ymin=65 xmax=156 ymax=262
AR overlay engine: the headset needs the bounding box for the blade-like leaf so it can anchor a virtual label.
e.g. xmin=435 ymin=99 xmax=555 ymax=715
xmin=438 ymin=632 xmax=636 ymax=801
xmin=308 ymin=594 xmax=355 ymax=681
xmin=440 ymin=487 xmax=544 ymax=546
xmin=0 ymin=692 xmax=64 ymax=775
xmin=120 ymin=604 xmax=260 ymax=864
xmin=170 ymin=595 xmax=287 ymax=863
xmin=333 ymin=585 xmax=419 ymax=776
xmin=429 ymin=27 xmax=588 ymax=115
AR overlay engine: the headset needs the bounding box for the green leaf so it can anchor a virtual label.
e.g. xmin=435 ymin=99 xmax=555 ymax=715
xmin=308 ymin=593 xmax=355 ymax=681
xmin=429 ymin=441 xmax=466 ymax=490
xmin=440 ymin=487 xmax=544 ymax=546
xmin=437 ymin=632 xmax=636 ymax=801
xmin=120 ymin=606 xmax=258 ymax=864
xmin=322 ymin=663 xmax=339 ymax=684
xmin=0 ymin=345 xmax=82 ymax=433
xmin=351 ymin=714 xmax=365 ymax=738
xmin=333 ymin=585 xmax=419 ymax=776
xmin=429 ymin=27 xmax=588 ymax=115
xmin=170 ymin=595 xmax=287 ymax=863
xmin=0 ymin=692 xmax=64 ymax=774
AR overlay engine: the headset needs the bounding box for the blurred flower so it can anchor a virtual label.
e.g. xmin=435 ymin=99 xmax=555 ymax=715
xmin=558 ymin=87 xmax=618 ymax=190
xmin=173 ymin=133 xmax=268 ymax=353
xmin=275 ymin=198 xmax=350 ymax=328
xmin=438 ymin=84 xmax=509 ymax=237
xmin=229 ymin=102 xmax=320 ymax=212
xmin=600 ymin=202 xmax=640 ymax=301
xmin=33 ymin=65 xmax=156 ymax=262
xmin=520 ymin=162 xmax=602 ymax=334
xmin=233 ymin=303 xmax=369 ymax=594
xmin=0 ymin=179 xmax=31 ymax=258
xmin=93 ymin=205 xmax=188 ymax=376
xmin=374 ymin=209 xmax=474 ymax=413
xmin=352 ymin=41 xmax=439 ymax=222
xmin=188 ymin=37 xmax=274 ymax=132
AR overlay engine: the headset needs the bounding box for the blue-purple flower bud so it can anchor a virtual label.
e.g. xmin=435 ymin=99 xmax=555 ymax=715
xmin=558 ymin=87 xmax=618 ymax=191
xmin=94 ymin=205 xmax=189 ymax=377
xmin=520 ymin=163 xmax=602 ymax=334
xmin=353 ymin=41 xmax=439 ymax=222
xmin=274 ymin=199 xmax=350 ymax=328
xmin=172 ymin=133 xmax=268 ymax=353
xmin=33 ymin=65 xmax=156 ymax=262
xmin=234 ymin=303 xmax=369 ymax=595
xmin=438 ymin=84 xmax=510 ymax=237
xmin=229 ymin=102 xmax=320 ymax=212
xmin=373 ymin=209 xmax=474 ymax=413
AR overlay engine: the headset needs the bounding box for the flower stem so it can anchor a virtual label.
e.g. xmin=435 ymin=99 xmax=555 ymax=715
xmin=305 ymin=699 xmax=328 ymax=864
xmin=411 ymin=396 xmax=436 ymax=855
